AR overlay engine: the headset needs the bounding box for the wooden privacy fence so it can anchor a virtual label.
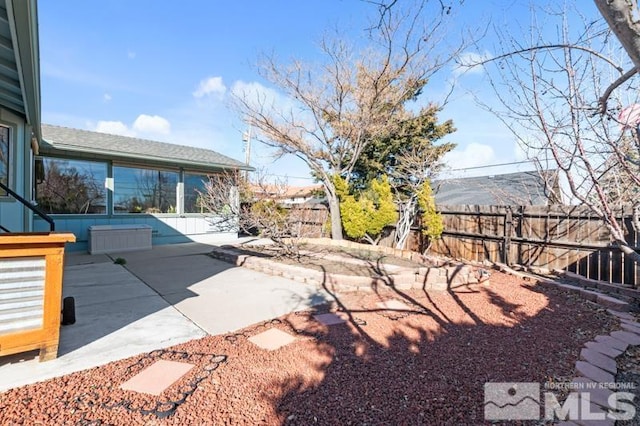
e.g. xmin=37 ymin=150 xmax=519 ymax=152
xmin=429 ymin=205 xmax=640 ymax=286
xmin=285 ymin=204 xmax=329 ymax=238
xmin=284 ymin=203 xmax=640 ymax=286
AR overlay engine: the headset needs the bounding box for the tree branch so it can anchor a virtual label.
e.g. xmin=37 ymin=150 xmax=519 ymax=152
xmin=598 ymin=67 xmax=638 ymax=114
xmin=464 ymin=43 xmax=624 ymax=73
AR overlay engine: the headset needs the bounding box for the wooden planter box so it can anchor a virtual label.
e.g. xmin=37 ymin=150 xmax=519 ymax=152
xmin=0 ymin=232 xmax=76 ymax=361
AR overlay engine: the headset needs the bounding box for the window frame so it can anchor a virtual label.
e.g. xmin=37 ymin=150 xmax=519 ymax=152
xmin=35 ymin=155 xmax=109 ymax=215
xmin=183 ymin=171 xmax=213 ymax=214
xmin=0 ymin=124 xmax=11 ymax=198
xmin=112 ymin=164 xmax=179 ymax=215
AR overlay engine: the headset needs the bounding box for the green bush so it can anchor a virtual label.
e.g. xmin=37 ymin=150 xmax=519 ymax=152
xmin=334 ymin=175 xmax=398 ymax=244
xmin=417 ymin=182 xmax=443 ymax=243
xmin=250 ymin=200 xmax=289 ymax=233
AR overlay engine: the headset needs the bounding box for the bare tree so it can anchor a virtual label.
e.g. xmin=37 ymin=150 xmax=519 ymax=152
xmin=199 ymin=171 xmax=316 ymax=256
xmin=231 ymin=1 xmax=463 ymax=240
xmin=390 ymin=121 xmax=453 ymax=249
xmin=197 ymin=171 xmax=242 ymax=232
xmin=473 ymin=5 xmax=640 ymax=273
xmin=595 ymin=0 xmax=640 ymax=71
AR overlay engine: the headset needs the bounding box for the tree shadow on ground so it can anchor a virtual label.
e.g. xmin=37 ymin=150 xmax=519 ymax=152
xmin=265 ymin=268 xmax=616 ymax=425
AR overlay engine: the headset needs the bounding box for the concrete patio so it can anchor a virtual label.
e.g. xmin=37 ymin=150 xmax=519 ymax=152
xmin=0 ymin=239 xmax=331 ymax=392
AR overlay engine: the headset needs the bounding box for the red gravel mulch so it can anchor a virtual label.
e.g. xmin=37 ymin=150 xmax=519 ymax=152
xmin=0 ymin=272 xmax=618 ymax=425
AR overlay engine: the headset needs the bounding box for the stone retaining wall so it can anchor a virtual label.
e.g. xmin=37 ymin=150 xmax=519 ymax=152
xmin=210 ymin=239 xmax=484 ymax=293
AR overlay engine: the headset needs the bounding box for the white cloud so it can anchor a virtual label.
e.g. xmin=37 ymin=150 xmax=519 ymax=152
xmin=442 ymin=142 xmax=497 ymax=176
xmin=230 ymin=80 xmax=281 ymax=107
xmin=132 ymin=114 xmax=171 ymax=135
xmin=127 ymin=50 xmax=136 ymax=59
xmin=453 ymin=51 xmax=492 ymax=76
xmin=193 ymin=76 xmax=227 ymax=98
xmin=103 ymin=93 xmax=112 ymax=102
xmin=95 ymin=120 xmax=134 ymax=137
xmin=94 ymin=114 xmax=171 ymax=139
xmin=514 ymin=141 xmax=529 ymax=161
xmin=230 ymin=80 xmax=297 ymax=124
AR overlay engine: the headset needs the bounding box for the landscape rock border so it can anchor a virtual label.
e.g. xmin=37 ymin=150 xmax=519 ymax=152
xmin=209 ymin=238 xmax=487 ymax=293
xmin=495 ymin=264 xmax=640 ymax=424
xmin=495 ymin=263 xmax=634 ymax=313
xmin=555 ymin=310 xmax=640 ymax=426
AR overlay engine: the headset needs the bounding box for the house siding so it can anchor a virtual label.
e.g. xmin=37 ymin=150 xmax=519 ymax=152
xmin=0 ymin=107 xmax=31 ymax=233
xmin=33 ymin=215 xmax=238 ymax=251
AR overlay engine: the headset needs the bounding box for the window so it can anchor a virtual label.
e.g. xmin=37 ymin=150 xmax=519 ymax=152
xmin=0 ymin=126 xmax=9 ymax=195
xmin=36 ymin=157 xmax=107 ymax=214
xmin=184 ymin=172 xmax=209 ymax=213
xmin=114 ymin=166 xmax=178 ymax=213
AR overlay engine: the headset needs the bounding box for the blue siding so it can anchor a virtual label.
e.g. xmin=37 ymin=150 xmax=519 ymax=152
xmin=34 ymin=214 xmax=237 ymax=252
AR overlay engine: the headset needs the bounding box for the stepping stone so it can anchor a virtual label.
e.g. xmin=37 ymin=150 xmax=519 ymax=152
xmin=574 ymin=409 xmax=614 ymax=426
xmin=584 ymin=341 xmax=623 ymax=359
xmin=313 ymin=312 xmax=348 ymax=326
xmin=120 ymin=360 xmax=195 ymax=396
xmin=570 ymin=377 xmax=613 ymax=409
xmin=556 ymin=283 xmax=582 ymax=294
xmin=608 ymin=310 xmax=635 ymax=321
xmin=597 ymin=294 xmax=630 ymax=311
xmin=594 ymin=335 xmax=628 ymax=352
xmin=580 ymin=348 xmax=617 ymax=374
xmin=620 ymin=321 xmax=640 ymax=335
xmin=575 ymin=361 xmax=615 ymax=384
xmin=621 ymin=317 xmax=640 ymax=326
xmin=376 ymin=300 xmax=411 ymax=311
xmin=579 ymin=289 xmax=600 ymax=302
xmin=611 ymin=330 xmax=640 ymax=346
xmin=248 ymin=328 xmax=296 ymax=351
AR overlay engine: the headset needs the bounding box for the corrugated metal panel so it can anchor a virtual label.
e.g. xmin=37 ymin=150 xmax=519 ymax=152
xmin=0 ymin=256 xmax=45 ymax=334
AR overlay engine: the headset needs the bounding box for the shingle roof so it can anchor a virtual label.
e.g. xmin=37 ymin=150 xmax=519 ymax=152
xmin=39 ymin=124 xmax=252 ymax=171
xmin=433 ymin=170 xmax=560 ymax=206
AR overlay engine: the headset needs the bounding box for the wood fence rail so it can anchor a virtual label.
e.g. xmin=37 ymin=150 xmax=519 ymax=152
xmin=286 ymin=203 xmax=639 ymax=286
xmin=429 ymin=205 xmax=639 ymax=286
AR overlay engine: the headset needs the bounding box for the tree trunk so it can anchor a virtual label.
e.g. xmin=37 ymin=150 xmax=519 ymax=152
xmin=594 ymin=0 xmax=640 ymax=70
xmin=395 ymin=197 xmax=416 ymax=250
xmin=615 ymin=238 xmax=640 ymax=263
xmin=327 ymin=192 xmax=343 ymax=240
xmin=610 ymin=226 xmax=640 ymax=263
xmin=607 ymin=219 xmax=640 ymax=286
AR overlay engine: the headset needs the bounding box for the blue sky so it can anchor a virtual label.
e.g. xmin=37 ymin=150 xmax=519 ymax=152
xmin=37 ymin=0 xmax=608 ymax=185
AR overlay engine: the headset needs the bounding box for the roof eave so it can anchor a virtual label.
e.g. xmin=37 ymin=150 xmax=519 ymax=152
xmin=40 ymin=143 xmax=255 ymax=172
xmin=6 ymin=0 xmax=41 ymax=148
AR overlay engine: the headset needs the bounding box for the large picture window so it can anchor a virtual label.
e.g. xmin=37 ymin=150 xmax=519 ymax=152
xmin=184 ymin=172 xmax=209 ymax=213
xmin=36 ymin=157 xmax=107 ymax=214
xmin=0 ymin=126 xmax=9 ymax=195
xmin=114 ymin=166 xmax=178 ymax=213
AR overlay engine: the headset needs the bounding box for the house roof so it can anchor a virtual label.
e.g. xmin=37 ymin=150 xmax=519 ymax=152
xmin=433 ymin=170 xmax=560 ymax=206
xmin=39 ymin=124 xmax=253 ymax=172
xmin=251 ymin=184 xmax=323 ymax=199
xmin=0 ymin=0 xmax=41 ymax=144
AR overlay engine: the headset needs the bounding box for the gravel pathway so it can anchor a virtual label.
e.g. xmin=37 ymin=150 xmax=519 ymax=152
xmin=0 ymin=272 xmax=619 ymax=425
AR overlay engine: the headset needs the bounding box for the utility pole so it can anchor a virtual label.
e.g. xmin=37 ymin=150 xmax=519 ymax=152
xmin=242 ymin=127 xmax=251 ymax=180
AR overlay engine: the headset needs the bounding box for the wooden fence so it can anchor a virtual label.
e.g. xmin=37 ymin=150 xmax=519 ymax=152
xmin=286 ymin=204 xmax=329 ymax=238
xmin=429 ymin=205 xmax=639 ymax=286
xmin=289 ymin=203 xmax=640 ymax=286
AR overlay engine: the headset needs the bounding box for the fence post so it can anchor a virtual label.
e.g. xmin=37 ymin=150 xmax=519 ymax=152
xmin=503 ymin=206 xmax=512 ymax=266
